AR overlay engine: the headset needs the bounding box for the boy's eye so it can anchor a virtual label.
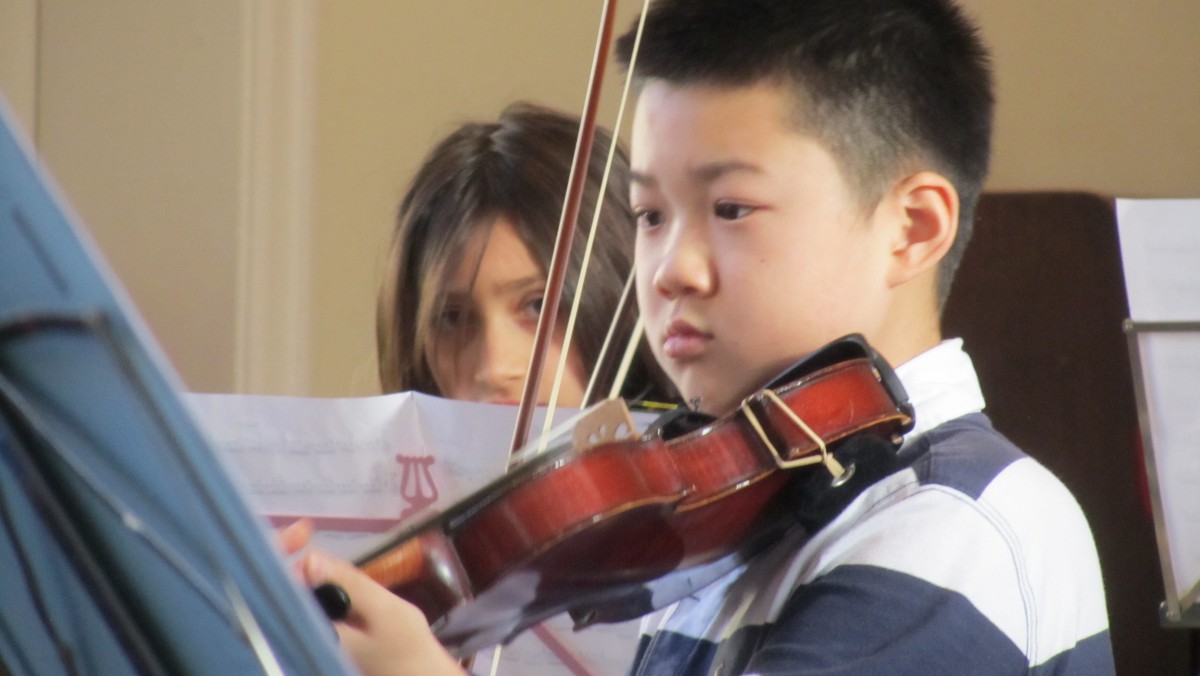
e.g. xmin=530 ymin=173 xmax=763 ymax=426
xmin=714 ymin=202 xmax=754 ymax=220
xmin=635 ymin=208 xmax=664 ymax=229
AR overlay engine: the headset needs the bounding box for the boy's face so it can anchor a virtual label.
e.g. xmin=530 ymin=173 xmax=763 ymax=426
xmin=630 ymin=82 xmax=899 ymax=415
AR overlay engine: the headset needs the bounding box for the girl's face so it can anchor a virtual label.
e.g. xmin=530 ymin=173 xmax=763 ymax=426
xmin=428 ymin=217 xmax=589 ymax=407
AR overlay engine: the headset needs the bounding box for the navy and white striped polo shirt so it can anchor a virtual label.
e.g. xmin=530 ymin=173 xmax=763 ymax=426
xmin=627 ymin=340 xmax=1114 ymax=675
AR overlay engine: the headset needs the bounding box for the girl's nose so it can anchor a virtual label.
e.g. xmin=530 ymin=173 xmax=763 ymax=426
xmin=473 ymin=319 xmax=528 ymax=397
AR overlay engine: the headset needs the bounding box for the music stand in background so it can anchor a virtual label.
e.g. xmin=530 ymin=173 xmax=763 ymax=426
xmin=0 ymin=97 xmax=350 ymax=673
xmin=1125 ymin=320 xmax=1200 ymax=627
xmin=1117 ymin=198 xmax=1200 ymax=631
xmin=941 ymin=192 xmax=1198 ymax=674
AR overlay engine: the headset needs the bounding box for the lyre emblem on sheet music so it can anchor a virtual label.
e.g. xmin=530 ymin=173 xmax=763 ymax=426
xmin=395 ymin=453 xmax=438 ymax=519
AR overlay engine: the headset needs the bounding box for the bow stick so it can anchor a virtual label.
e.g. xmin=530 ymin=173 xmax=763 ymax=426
xmin=547 ymin=0 xmax=652 ymax=437
xmin=496 ymin=1 xmax=636 ymax=673
xmin=507 ymin=0 xmax=620 ymax=458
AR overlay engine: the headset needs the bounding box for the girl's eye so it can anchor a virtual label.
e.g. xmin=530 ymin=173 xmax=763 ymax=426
xmin=437 ymin=306 xmax=469 ymax=331
xmin=714 ymin=202 xmax=754 ymax=221
xmin=522 ymin=295 xmax=545 ymax=319
xmin=635 ymin=208 xmax=664 ymax=229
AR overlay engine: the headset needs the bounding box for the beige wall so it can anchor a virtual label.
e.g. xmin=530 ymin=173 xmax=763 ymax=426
xmin=2 ymin=1 xmax=313 ymax=396
xmin=963 ymin=0 xmax=1200 ymax=196
xmin=0 ymin=0 xmax=36 ymax=132
xmin=3 ymin=1 xmax=1197 ymax=398
xmin=21 ymin=2 xmax=247 ymax=394
xmin=309 ymin=0 xmax=1199 ymax=397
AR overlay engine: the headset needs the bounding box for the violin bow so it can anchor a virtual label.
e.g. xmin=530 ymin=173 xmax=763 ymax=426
xmin=507 ymin=0 xmax=620 ymax=458
xmin=519 ymin=0 xmax=654 ymax=456
xmin=546 ymin=1 xmax=652 ymax=434
xmin=494 ymin=1 xmax=647 ymax=673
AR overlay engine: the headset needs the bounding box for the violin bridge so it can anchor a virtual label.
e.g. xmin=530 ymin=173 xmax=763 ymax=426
xmin=571 ymin=398 xmax=640 ymax=451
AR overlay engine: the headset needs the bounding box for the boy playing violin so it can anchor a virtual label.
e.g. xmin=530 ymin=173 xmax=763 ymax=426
xmin=298 ymin=0 xmax=1115 ymax=673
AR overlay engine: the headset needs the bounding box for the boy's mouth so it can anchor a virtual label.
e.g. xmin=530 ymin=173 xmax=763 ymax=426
xmin=662 ymin=319 xmax=712 ymax=360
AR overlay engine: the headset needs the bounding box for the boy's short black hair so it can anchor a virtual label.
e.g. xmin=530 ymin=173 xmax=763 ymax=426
xmin=616 ymin=0 xmax=994 ymax=305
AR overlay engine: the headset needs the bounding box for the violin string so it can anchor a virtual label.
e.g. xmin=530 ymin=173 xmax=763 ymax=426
xmin=608 ymin=315 xmax=645 ymax=401
xmin=540 ymin=0 xmax=653 ymax=453
xmin=597 ymin=0 xmax=651 ymax=404
xmin=541 ymin=99 xmax=624 ymax=431
xmin=582 ymin=267 xmax=636 ymax=405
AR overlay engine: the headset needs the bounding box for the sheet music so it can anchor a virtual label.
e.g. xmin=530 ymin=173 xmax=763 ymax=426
xmin=1118 ymin=199 xmax=1200 ymax=321
xmin=185 ymin=391 xmax=655 ymax=675
xmin=186 ymin=392 xmax=512 ymax=530
xmin=1117 ymin=198 xmax=1200 ymax=612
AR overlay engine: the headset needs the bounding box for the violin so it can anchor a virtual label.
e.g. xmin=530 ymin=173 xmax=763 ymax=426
xmin=332 ymin=334 xmax=914 ymax=657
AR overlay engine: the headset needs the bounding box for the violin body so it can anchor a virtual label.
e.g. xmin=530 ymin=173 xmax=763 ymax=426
xmin=354 ymin=334 xmax=914 ymax=657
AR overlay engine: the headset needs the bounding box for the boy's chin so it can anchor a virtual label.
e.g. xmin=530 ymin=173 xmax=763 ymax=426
xmin=677 ymin=385 xmax=740 ymax=417
xmin=667 ymin=368 xmax=750 ymax=416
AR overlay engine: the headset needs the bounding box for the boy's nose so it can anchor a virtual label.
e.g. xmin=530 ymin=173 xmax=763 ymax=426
xmin=652 ymin=221 xmax=715 ymax=299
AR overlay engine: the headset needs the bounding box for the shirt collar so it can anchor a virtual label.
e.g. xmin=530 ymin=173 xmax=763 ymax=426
xmin=894 ymin=338 xmax=986 ymax=442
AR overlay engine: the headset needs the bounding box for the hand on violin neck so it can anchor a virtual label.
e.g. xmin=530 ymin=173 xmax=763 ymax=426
xmin=300 ymin=549 xmax=465 ymax=676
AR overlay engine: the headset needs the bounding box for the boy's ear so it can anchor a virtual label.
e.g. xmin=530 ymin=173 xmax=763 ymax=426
xmin=884 ymin=171 xmax=959 ymax=288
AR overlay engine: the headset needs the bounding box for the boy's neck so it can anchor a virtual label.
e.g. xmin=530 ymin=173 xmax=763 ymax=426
xmin=872 ymin=291 xmax=945 ymax=369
